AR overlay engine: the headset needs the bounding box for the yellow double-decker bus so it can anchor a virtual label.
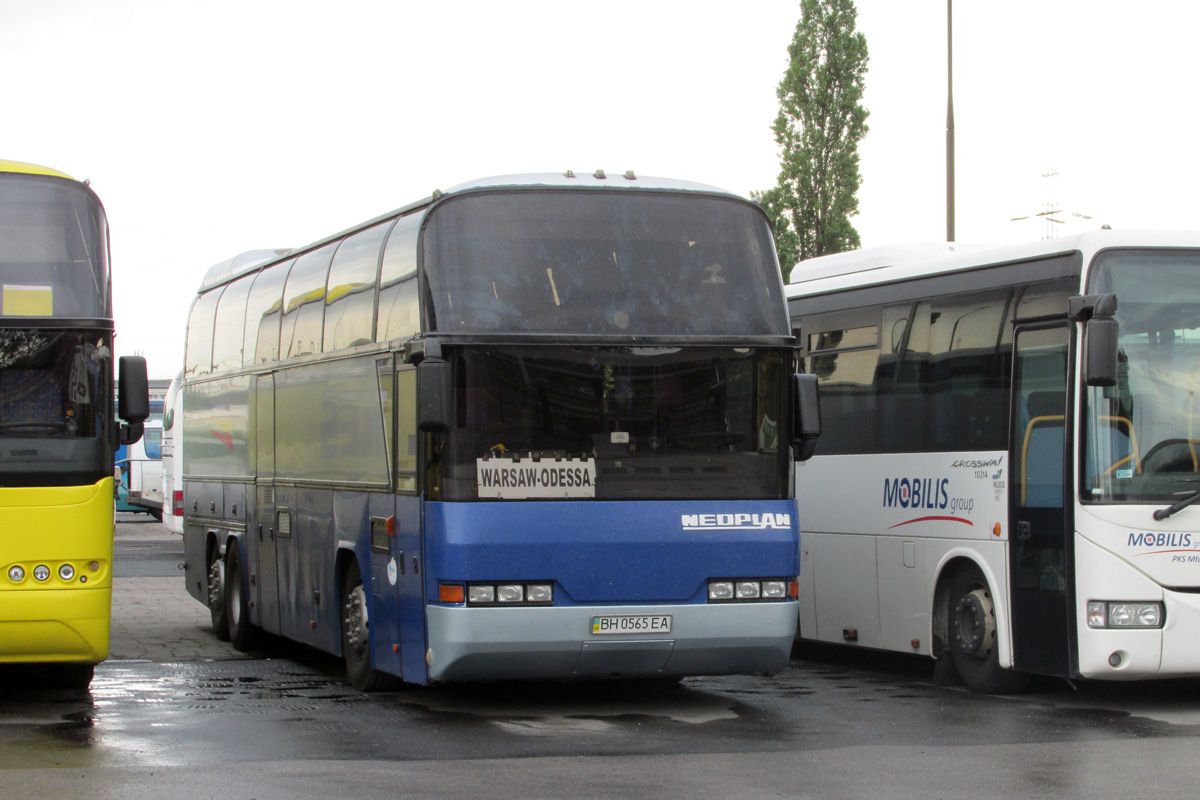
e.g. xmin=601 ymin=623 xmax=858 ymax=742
xmin=0 ymin=160 xmax=148 ymax=689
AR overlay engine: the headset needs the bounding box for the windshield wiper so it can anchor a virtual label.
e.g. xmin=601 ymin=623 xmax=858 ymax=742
xmin=1154 ymin=489 xmax=1200 ymax=520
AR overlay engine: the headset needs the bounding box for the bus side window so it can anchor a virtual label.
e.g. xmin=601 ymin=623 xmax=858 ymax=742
xmin=325 ymin=223 xmax=390 ymax=352
xmin=282 ymin=244 xmax=336 ymax=359
xmin=244 ymin=259 xmax=294 ymax=365
xmin=184 ymin=288 xmax=222 ymax=377
xmin=376 ymin=214 xmax=421 ymax=342
xmin=211 ymin=275 xmax=252 ymax=372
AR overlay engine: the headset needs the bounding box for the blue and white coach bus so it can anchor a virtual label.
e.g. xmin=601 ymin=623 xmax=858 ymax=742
xmin=787 ymin=231 xmax=1200 ymax=692
xmin=182 ymin=171 xmax=820 ymax=689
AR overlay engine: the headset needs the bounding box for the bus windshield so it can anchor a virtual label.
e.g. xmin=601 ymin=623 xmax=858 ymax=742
xmin=0 ymin=172 xmax=108 ymax=319
xmin=422 ymin=189 xmax=787 ymax=336
xmin=435 ymin=344 xmax=788 ymax=501
xmin=1085 ymin=249 xmax=1200 ymax=502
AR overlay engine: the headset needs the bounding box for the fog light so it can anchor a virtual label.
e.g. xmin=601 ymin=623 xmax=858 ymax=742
xmin=1109 ymin=651 xmax=1124 ymax=668
xmin=708 ymin=581 xmax=734 ymax=601
xmin=761 ymin=580 xmax=787 ymax=599
xmin=497 ymin=584 xmax=524 ymax=603
xmin=33 ymin=565 xmax=50 ymax=582
xmin=526 ymin=584 xmax=553 ymax=603
xmin=59 ymin=563 xmax=76 ymax=581
xmin=735 ymin=581 xmax=761 ymax=599
xmin=8 ymin=565 xmax=24 ymax=582
xmin=468 ymin=585 xmax=495 ymax=604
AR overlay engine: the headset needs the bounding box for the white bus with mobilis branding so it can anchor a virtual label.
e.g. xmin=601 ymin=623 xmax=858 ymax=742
xmin=787 ymin=231 xmax=1200 ymax=692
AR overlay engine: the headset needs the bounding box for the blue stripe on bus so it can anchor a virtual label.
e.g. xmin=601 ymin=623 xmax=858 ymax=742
xmin=423 ymin=499 xmax=800 ymax=605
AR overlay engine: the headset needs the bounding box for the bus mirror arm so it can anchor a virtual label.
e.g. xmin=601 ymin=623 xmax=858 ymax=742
xmin=418 ymin=339 xmax=453 ymax=432
xmin=120 ymin=420 xmax=145 ymax=446
xmin=792 ymin=373 xmax=821 ymax=462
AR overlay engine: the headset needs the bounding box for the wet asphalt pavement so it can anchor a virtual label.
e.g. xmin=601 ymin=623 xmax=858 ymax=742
xmin=2 ymin=515 xmax=1200 ymax=798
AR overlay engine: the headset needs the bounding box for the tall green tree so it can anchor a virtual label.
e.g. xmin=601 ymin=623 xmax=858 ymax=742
xmin=756 ymin=0 xmax=869 ymax=282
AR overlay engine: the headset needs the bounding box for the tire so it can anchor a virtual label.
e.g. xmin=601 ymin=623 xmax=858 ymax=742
xmin=947 ymin=563 xmax=1029 ymax=694
xmin=207 ymin=542 xmax=230 ymax=641
xmin=225 ymin=540 xmax=261 ymax=651
xmin=340 ymin=560 xmax=399 ymax=692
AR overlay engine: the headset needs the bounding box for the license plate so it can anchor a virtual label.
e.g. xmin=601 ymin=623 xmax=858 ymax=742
xmin=590 ymin=614 xmax=673 ymax=635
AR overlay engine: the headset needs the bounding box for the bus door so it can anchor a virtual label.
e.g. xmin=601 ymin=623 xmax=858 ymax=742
xmin=254 ymin=373 xmax=281 ymax=634
xmin=1008 ymin=324 xmax=1075 ymax=677
xmin=393 ymin=366 xmax=426 ymax=681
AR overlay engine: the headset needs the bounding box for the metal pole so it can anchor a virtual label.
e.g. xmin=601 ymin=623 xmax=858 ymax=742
xmin=946 ymin=0 xmax=955 ymax=242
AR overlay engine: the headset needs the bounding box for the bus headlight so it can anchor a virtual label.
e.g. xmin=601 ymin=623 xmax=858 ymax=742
xmin=59 ymin=563 xmax=76 ymax=581
xmin=33 ymin=565 xmax=51 ymax=582
xmin=708 ymin=578 xmax=792 ymax=602
xmin=1087 ymin=600 xmax=1164 ymax=628
xmin=708 ymin=581 xmax=734 ymax=600
xmin=8 ymin=565 xmax=24 ymax=582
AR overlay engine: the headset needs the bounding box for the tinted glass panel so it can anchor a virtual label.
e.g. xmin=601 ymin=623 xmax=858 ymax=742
xmin=282 ymin=244 xmax=335 ymax=358
xmin=434 ymin=345 xmax=787 ymax=500
xmin=325 ymin=223 xmax=389 ymax=351
xmin=423 ymin=190 xmax=786 ymax=336
xmin=0 ymin=173 xmax=108 ymax=318
xmin=0 ymin=329 xmax=113 ymax=485
xmin=377 ymin=214 xmax=420 ymax=341
xmin=1085 ymin=249 xmax=1200 ymax=501
xmin=211 ymin=275 xmax=252 ymax=371
xmin=185 ymin=289 xmax=222 ymax=377
xmin=806 ymin=279 xmax=1073 ymax=455
xmin=244 ymin=259 xmax=293 ymax=365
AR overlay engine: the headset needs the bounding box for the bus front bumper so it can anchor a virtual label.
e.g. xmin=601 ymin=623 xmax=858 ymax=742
xmin=424 ymin=601 xmax=797 ymax=683
xmin=0 ymin=587 xmax=110 ymax=663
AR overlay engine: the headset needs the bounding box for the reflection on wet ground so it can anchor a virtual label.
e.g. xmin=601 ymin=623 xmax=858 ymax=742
xmin=3 ymin=641 xmax=1199 ymax=773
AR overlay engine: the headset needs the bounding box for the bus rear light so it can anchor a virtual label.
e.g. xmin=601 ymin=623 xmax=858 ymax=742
xmin=1087 ymin=600 xmax=1164 ymax=628
xmin=708 ymin=579 xmax=793 ymax=603
xmin=172 ymin=490 xmax=184 ymax=517
xmin=7 ymin=565 xmax=24 ymax=582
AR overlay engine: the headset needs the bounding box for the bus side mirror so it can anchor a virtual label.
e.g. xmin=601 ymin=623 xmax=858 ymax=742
xmin=1086 ymin=294 xmax=1119 ymax=388
xmin=118 ymin=355 xmax=150 ymax=446
xmin=793 ymin=373 xmax=821 ymax=462
xmin=418 ymin=340 xmax=453 ymax=432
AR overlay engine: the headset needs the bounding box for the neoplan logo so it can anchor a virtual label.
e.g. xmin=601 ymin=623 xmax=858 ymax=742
xmin=681 ymin=513 xmax=792 ymax=531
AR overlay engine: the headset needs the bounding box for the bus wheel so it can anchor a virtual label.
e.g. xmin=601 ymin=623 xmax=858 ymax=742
xmin=948 ymin=564 xmax=1028 ymax=694
xmin=340 ymin=561 xmax=399 ymax=692
xmin=207 ymin=544 xmax=230 ymax=641
xmin=225 ymin=540 xmax=261 ymax=651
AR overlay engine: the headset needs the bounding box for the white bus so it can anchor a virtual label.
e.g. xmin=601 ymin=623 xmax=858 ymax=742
xmin=787 ymin=230 xmax=1200 ymax=692
xmin=161 ymin=370 xmax=184 ymax=534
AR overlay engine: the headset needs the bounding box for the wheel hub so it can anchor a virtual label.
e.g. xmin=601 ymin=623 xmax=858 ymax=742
xmin=954 ymin=588 xmax=996 ymax=659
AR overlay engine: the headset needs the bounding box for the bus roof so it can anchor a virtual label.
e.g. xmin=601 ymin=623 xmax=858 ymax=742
xmin=198 ymin=171 xmax=745 ymax=294
xmin=0 ymin=160 xmax=78 ymax=181
xmin=199 ymin=249 xmax=293 ymax=294
xmin=785 ymin=229 xmax=1200 ymax=299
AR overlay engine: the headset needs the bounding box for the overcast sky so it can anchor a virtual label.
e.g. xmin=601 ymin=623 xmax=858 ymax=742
xmin=5 ymin=0 xmax=1198 ymax=377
